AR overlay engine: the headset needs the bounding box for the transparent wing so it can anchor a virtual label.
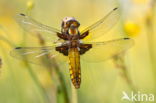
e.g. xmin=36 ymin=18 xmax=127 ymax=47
xmin=10 ymin=46 xmax=67 ymax=66
xmin=81 ymin=38 xmax=134 ymax=62
xmin=80 ymin=8 xmax=120 ymax=41
xmin=16 ymin=14 xmax=61 ymax=42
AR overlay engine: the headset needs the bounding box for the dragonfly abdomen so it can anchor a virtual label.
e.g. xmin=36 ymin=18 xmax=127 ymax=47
xmin=68 ymin=48 xmax=81 ymax=89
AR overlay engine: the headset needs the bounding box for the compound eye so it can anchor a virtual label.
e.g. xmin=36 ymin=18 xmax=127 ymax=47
xmin=65 ymin=22 xmax=70 ymax=27
xmin=73 ymin=21 xmax=80 ymax=27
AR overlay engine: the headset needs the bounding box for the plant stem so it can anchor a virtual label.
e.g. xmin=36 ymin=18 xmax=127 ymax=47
xmin=0 ymin=46 xmax=23 ymax=103
xmin=113 ymin=55 xmax=140 ymax=103
xmin=52 ymin=60 xmax=70 ymax=103
xmin=71 ymin=83 xmax=78 ymax=103
xmin=145 ymin=0 xmax=156 ymax=92
xmin=25 ymin=62 xmax=51 ymax=103
xmin=36 ymin=32 xmax=70 ymax=103
xmin=0 ymin=36 xmax=50 ymax=103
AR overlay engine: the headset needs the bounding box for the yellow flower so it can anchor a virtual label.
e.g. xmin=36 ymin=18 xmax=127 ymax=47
xmin=124 ymin=20 xmax=140 ymax=37
xmin=26 ymin=1 xmax=35 ymax=10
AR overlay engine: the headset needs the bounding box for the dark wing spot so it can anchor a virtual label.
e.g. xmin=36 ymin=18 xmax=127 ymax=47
xmin=124 ymin=38 xmax=130 ymax=40
xmin=20 ymin=13 xmax=26 ymax=16
xmin=15 ymin=47 xmax=22 ymax=49
xmin=113 ymin=7 xmax=118 ymax=11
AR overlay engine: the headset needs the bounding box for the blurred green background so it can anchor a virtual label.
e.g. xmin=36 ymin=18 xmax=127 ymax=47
xmin=0 ymin=0 xmax=156 ymax=103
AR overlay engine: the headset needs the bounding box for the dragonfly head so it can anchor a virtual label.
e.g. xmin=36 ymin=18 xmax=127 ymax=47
xmin=62 ymin=17 xmax=80 ymax=35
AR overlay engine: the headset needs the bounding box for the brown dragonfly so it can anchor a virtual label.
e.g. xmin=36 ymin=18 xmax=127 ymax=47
xmin=11 ymin=8 xmax=133 ymax=89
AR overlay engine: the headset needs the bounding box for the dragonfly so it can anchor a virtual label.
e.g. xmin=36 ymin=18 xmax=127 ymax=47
xmin=11 ymin=7 xmax=133 ymax=89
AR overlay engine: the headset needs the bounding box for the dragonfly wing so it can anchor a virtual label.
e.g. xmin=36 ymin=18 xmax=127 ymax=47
xmin=81 ymin=38 xmax=134 ymax=62
xmin=10 ymin=46 xmax=67 ymax=66
xmin=80 ymin=8 xmax=120 ymax=41
xmin=16 ymin=14 xmax=61 ymax=42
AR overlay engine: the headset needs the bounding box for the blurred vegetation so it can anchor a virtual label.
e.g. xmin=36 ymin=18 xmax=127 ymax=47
xmin=0 ymin=0 xmax=156 ymax=103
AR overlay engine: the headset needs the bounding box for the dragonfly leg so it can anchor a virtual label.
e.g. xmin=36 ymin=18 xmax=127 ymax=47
xmin=53 ymin=38 xmax=64 ymax=44
xmin=79 ymin=31 xmax=89 ymax=39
